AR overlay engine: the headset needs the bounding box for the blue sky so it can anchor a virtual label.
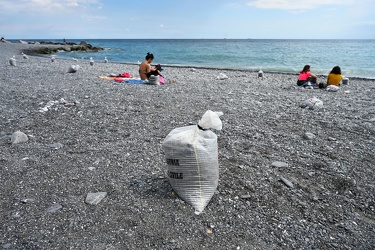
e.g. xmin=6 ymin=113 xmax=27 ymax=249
xmin=0 ymin=0 xmax=374 ymax=39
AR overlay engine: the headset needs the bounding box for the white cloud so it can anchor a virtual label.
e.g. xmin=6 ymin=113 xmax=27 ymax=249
xmin=68 ymin=1 xmax=79 ymax=7
xmin=246 ymin=0 xmax=354 ymax=10
xmin=81 ymin=14 xmax=106 ymax=21
xmin=0 ymin=0 xmax=102 ymax=14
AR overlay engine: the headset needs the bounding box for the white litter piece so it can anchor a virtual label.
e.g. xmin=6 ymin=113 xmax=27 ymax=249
xmin=217 ymin=73 xmax=228 ymax=80
xmin=326 ymin=85 xmax=340 ymax=92
xmin=258 ymin=70 xmax=264 ymax=78
xmin=342 ymin=77 xmax=349 ymax=85
xmin=68 ymin=65 xmax=80 ymax=73
xmin=22 ymin=52 xmax=29 ymax=59
xmin=9 ymin=55 xmax=16 ymax=66
xmin=300 ymin=97 xmax=323 ymax=110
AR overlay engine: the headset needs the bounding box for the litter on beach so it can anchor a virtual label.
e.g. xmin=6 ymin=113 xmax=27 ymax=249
xmin=162 ymin=110 xmax=224 ymax=214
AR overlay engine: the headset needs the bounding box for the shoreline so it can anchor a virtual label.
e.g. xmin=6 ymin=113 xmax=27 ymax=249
xmin=50 ymin=56 xmax=375 ymax=81
xmin=4 ymin=41 xmax=374 ymax=80
xmin=42 ymin=50 xmax=375 ymax=81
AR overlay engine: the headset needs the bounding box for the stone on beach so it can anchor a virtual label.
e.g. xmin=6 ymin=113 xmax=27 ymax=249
xmin=303 ymin=132 xmax=316 ymax=140
xmin=271 ymin=161 xmax=288 ymax=168
xmin=85 ymin=192 xmax=107 ymax=205
xmin=48 ymin=143 xmax=63 ymax=149
xmin=10 ymin=131 xmax=28 ymax=144
xmin=46 ymin=203 xmax=63 ymax=213
xmin=280 ymin=177 xmax=294 ymax=188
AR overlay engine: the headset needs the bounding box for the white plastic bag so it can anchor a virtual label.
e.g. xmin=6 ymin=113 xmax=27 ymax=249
xmin=68 ymin=65 xmax=80 ymax=73
xmin=9 ymin=56 xmax=16 ymax=66
xmin=300 ymin=97 xmax=323 ymax=110
xmin=326 ymin=85 xmax=340 ymax=92
xmin=162 ymin=110 xmax=223 ymax=214
xmin=217 ymin=73 xmax=228 ymax=80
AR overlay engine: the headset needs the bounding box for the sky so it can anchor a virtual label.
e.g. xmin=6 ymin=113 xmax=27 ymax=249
xmin=0 ymin=0 xmax=374 ymax=39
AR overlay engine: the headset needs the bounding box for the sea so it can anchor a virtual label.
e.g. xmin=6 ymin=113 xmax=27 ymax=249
xmin=18 ymin=39 xmax=375 ymax=79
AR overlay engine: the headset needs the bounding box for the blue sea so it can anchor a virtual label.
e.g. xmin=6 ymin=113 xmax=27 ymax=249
xmin=21 ymin=39 xmax=375 ymax=79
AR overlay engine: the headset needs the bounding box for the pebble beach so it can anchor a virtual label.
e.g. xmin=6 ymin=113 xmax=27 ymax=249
xmin=1 ymin=42 xmax=374 ymax=249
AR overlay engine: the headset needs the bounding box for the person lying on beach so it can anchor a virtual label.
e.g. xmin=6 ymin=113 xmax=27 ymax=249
xmin=327 ymin=66 xmax=343 ymax=86
xmin=139 ymin=52 xmax=161 ymax=80
xmin=297 ymin=65 xmax=319 ymax=88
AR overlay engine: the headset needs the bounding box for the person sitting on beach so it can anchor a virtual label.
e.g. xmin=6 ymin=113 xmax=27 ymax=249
xmin=297 ymin=65 xmax=319 ymax=88
xmin=139 ymin=52 xmax=161 ymax=80
xmin=327 ymin=66 xmax=343 ymax=86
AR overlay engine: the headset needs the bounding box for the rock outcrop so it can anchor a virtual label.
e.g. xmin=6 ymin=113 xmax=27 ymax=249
xmin=25 ymin=40 xmax=104 ymax=54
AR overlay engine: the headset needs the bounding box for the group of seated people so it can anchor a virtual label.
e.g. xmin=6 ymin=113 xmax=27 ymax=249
xmin=139 ymin=53 xmax=344 ymax=89
xmin=297 ymin=64 xmax=343 ymax=88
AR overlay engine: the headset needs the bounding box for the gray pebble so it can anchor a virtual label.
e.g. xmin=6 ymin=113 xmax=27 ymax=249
xmin=47 ymin=203 xmax=63 ymax=213
xmin=85 ymin=192 xmax=107 ymax=205
xmin=303 ymin=132 xmax=315 ymax=140
xmin=21 ymin=198 xmax=35 ymax=203
xmin=2 ymin=243 xmax=12 ymax=249
xmin=240 ymin=194 xmax=251 ymax=199
xmin=308 ymin=171 xmax=316 ymax=176
xmin=10 ymin=131 xmax=28 ymax=144
xmin=271 ymin=161 xmax=288 ymax=168
xmin=48 ymin=143 xmax=63 ymax=149
xmin=280 ymin=177 xmax=294 ymax=188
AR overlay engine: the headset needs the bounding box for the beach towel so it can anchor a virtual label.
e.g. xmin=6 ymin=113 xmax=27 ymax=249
xmin=98 ymin=75 xmax=136 ymax=81
xmin=125 ymin=79 xmax=145 ymax=84
xmin=98 ymin=75 xmax=160 ymax=85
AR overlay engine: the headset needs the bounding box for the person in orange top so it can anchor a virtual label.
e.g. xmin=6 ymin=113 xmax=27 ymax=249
xmin=327 ymin=66 xmax=343 ymax=86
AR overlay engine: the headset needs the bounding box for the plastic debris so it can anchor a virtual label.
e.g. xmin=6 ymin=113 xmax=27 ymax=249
xmin=162 ymin=110 xmax=224 ymax=214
